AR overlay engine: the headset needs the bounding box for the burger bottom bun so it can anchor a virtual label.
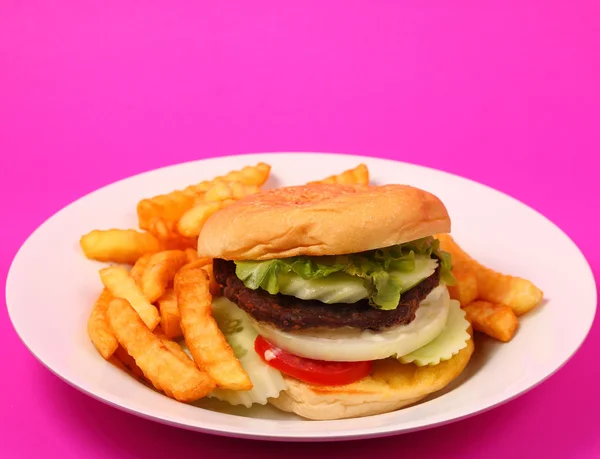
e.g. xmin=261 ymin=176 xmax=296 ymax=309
xmin=269 ymin=390 xmax=427 ymax=421
xmin=268 ymin=334 xmax=474 ymax=420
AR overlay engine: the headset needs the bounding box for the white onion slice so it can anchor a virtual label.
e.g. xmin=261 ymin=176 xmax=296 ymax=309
xmin=251 ymin=285 xmax=451 ymax=362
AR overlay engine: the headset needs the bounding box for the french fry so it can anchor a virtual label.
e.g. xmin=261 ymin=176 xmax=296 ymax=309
xmin=204 ymin=180 xmax=260 ymax=202
xmin=203 ymin=264 xmax=221 ymax=297
xmin=185 ymin=162 xmax=271 ymax=193
xmin=437 ymin=234 xmax=543 ymax=316
xmin=157 ymin=289 xmax=183 ymax=339
xmin=87 ymin=289 xmax=119 ymax=359
xmin=222 ymin=162 xmax=271 ymax=186
xmin=463 ymin=301 xmax=519 ymax=342
xmin=130 ymin=253 xmax=152 ymax=287
xmin=137 ymin=191 xmax=196 ymax=232
xmin=184 ymin=248 xmax=198 ymax=263
xmin=476 ymin=272 xmax=543 ymax=317
xmin=174 ymin=268 xmax=252 ymax=391
xmin=309 ymin=164 xmax=369 ymax=186
xmin=99 ymin=266 xmax=160 ymax=330
xmin=157 ymin=337 xmax=196 ymax=369
xmin=107 ymin=298 xmax=215 ymax=401
xmin=161 ymin=237 xmax=198 ymax=251
xmin=141 ymin=250 xmax=188 ymax=302
xmin=177 ymin=201 xmax=233 ymax=238
xmin=80 ymin=229 xmax=162 ymax=264
xmin=111 ymin=345 xmax=147 ymax=382
xmin=146 ymin=218 xmax=197 ymax=250
xmin=448 ymin=269 xmax=479 ymax=307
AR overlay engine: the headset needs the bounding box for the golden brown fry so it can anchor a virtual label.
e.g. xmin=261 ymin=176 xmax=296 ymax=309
xmin=99 ymin=266 xmax=160 ymax=330
xmin=463 ymin=301 xmax=519 ymax=342
xmin=111 ymin=345 xmax=147 ymax=382
xmin=137 ymin=191 xmax=196 ymax=232
xmin=447 ymin=269 xmax=479 ymax=307
xmin=80 ymin=229 xmax=162 ymax=264
xmin=146 ymin=218 xmax=197 ymax=250
xmin=204 ymin=180 xmax=260 ymax=202
xmin=107 ymin=298 xmax=215 ymax=401
xmin=158 ymin=337 xmax=196 ymax=369
xmin=309 ymin=164 xmax=369 ymax=186
xmin=436 ymin=233 xmax=543 ymax=316
xmin=185 ymin=162 xmax=271 ymax=193
xmin=174 ymin=268 xmax=252 ymax=391
xmin=477 ymin=273 xmax=544 ymax=317
xmin=184 ymin=248 xmax=198 ymax=263
xmin=157 ymin=289 xmax=183 ymax=340
xmin=130 ymin=253 xmax=152 ymax=287
xmin=141 ymin=250 xmax=188 ymax=303
xmin=223 ymin=162 xmax=271 ymax=186
xmin=146 ymin=218 xmax=175 ymax=239
xmin=202 ymin=264 xmax=221 ymax=297
xmin=177 ymin=201 xmax=233 ymax=238
xmin=87 ymin=289 xmax=119 ymax=359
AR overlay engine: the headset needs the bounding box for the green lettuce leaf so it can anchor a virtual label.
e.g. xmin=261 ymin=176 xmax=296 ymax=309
xmin=234 ymin=237 xmax=455 ymax=310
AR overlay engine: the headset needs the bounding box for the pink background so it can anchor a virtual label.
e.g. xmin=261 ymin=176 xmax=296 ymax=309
xmin=1 ymin=1 xmax=599 ymax=458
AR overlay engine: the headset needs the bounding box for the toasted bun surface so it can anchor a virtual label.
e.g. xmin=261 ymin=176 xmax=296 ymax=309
xmin=268 ymin=335 xmax=474 ymax=420
xmin=197 ymin=184 xmax=450 ymax=260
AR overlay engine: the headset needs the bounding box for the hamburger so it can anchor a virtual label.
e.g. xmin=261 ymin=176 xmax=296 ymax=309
xmin=198 ymin=183 xmax=474 ymax=420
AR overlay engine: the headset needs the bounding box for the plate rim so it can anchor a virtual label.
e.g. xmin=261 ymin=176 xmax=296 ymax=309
xmin=6 ymin=152 xmax=598 ymax=441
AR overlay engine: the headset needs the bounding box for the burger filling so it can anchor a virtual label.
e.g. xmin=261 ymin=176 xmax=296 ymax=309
xmin=233 ymin=236 xmax=454 ymax=311
xmin=211 ymin=237 xmax=470 ymax=388
xmin=213 ymin=258 xmax=440 ymax=331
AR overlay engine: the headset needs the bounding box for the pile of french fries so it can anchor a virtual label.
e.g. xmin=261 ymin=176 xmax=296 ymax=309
xmin=81 ymin=163 xmax=369 ymax=402
xmin=80 ymin=160 xmax=542 ymax=404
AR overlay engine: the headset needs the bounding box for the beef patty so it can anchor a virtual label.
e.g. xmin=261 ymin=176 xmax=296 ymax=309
xmin=213 ymin=259 xmax=441 ymax=331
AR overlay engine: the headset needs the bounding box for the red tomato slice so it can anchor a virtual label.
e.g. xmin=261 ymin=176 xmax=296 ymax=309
xmin=254 ymin=335 xmax=372 ymax=386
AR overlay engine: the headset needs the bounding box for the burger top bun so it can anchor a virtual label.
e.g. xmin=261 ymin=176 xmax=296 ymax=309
xmin=269 ymin=334 xmax=474 ymax=421
xmin=197 ymin=184 xmax=450 ymax=260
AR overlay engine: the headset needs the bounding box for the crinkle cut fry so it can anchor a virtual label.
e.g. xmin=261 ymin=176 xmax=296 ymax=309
xmin=174 ymin=267 xmax=252 ymax=391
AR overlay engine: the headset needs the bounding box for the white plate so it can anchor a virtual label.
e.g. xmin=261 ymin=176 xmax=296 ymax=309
xmin=7 ymin=153 xmax=596 ymax=441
